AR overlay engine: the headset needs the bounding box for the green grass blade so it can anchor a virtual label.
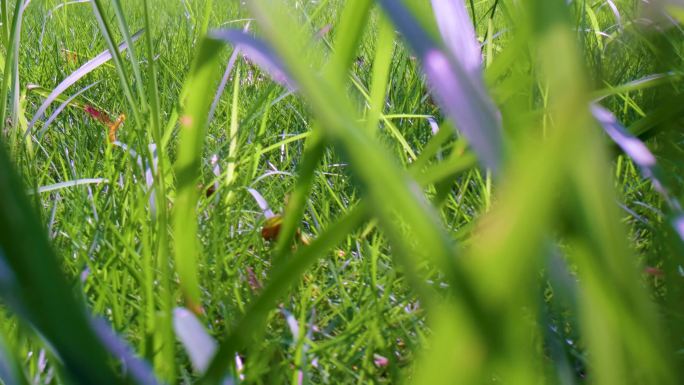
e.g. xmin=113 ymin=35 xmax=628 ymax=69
xmin=110 ymin=0 xmax=147 ymax=108
xmin=0 ymin=143 xmax=142 ymax=385
xmin=365 ymin=15 xmax=394 ymax=134
xmin=173 ymin=37 xmax=225 ymax=313
xmin=90 ymin=0 xmax=143 ymax=125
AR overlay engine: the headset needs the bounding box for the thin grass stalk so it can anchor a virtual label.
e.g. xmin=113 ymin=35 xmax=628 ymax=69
xmin=111 ymin=0 xmax=147 ymax=108
xmin=0 ymin=0 xmax=8 ymax=46
xmin=90 ymin=0 xmax=143 ymax=125
xmin=225 ymin=65 xmax=240 ymax=189
xmin=8 ymin=0 xmax=23 ymax=125
xmin=365 ymin=15 xmax=394 ymax=134
xmin=0 ymin=0 xmax=24 ymax=137
xmin=142 ymin=0 xmax=175 ymax=379
xmin=272 ymin=128 xmax=325 ymax=259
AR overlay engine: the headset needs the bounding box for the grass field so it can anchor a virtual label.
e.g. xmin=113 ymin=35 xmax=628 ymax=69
xmin=0 ymin=0 xmax=683 ymax=384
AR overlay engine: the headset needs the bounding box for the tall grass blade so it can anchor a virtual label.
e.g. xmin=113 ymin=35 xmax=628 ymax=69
xmin=0 ymin=0 xmax=25 ymax=135
xmin=110 ymin=0 xmax=146 ymax=106
xmin=430 ymin=0 xmax=482 ymax=75
xmin=173 ymin=37 xmax=225 ymax=313
xmin=377 ymin=0 xmax=504 ymax=173
xmin=208 ymin=30 xmax=296 ymax=90
xmin=90 ymin=0 xmax=143 ymax=124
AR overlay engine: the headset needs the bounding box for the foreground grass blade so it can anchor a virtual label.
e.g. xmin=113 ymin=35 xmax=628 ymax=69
xmin=208 ymin=30 xmax=295 ymax=89
xmin=0 ymin=333 xmax=28 ymax=385
xmin=377 ymin=0 xmax=504 ymax=173
xmin=276 ymin=0 xmax=371 ymax=258
xmin=173 ymin=37 xmax=225 ymax=313
xmin=529 ymin=1 xmax=677 ymax=383
xmin=173 ymin=308 xmax=217 ymax=374
xmin=430 ymin=0 xmax=481 ymax=75
xmin=242 ymin=1 xmax=468 ymax=294
xmin=0 ymin=144 xmax=146 ymax=385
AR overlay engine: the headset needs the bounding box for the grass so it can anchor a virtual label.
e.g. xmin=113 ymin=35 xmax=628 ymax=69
xmin=0 ymin=0 xmax=683 ymax=384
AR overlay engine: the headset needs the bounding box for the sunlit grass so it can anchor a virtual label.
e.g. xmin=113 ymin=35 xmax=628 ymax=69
xmin=0 ymin=0 xmax=683 ymax=384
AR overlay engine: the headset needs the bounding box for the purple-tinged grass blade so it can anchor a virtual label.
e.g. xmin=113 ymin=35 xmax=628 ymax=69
xmin=377 ymin=0 xmax=503 ymax=173
xmin=430 ymin=0 xmax=482 ymax=75
xmin=37 ymin=81 xmax=101 ymax=138
xmin=173 ymin=307 xmax=217 ymax=374
xmin=592 ymin=105 xmax=657 ymax=169
xmin=26 ymin=29 xmax=143 ymax=135
xmin=591 ymin=104 xmax=684 ymax=242
xmin=673 ymin=215 xmax=684 ymax=242
xmin=247 ymin=188 xmax=275 ymax=218
xmin=605 ymin=0 xmax=623 ymax=31
xmin=208 ymin=29 xmax=296 ymax=91
xmin=90 ymin=318 xmax=160 ymax=385
xmin=208 ymin=22 xmax=251 ymax=125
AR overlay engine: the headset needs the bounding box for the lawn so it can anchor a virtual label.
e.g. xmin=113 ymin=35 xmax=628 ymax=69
xmin=0 ymin=0 xmax=683 ymax=384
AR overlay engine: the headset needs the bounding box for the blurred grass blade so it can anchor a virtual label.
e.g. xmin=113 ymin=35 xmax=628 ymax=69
xmin=0 ymin=333 xmax=28 ymax=385
xmin=173 ymin=307 xmax=217 ymax=374
xmin=207 ymin=22 xmax=250 ymax=125
xmin=208 ymin=29 xmax=296 ymax=90
xmin=274 ymin=0 xmax=371 ymax=257
xmin=323 ymin=0 xmax=371 ymax=82
xmin=377 ymin=0 xmax=504 ymax=173
xmin=0 ymin=142 xmax=147 ymax=385
xmin=26 ymin=29 xmax=143 ymax=134
xmin=173 ymin=37 xmax=225 ymax=313
xmin=91 ymin=318 xmax=160 ymax=385
xmin=365 ymin=15 xmax=394 ymax=134
xmin=430 ymin=0 xmax=482 ymax=74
